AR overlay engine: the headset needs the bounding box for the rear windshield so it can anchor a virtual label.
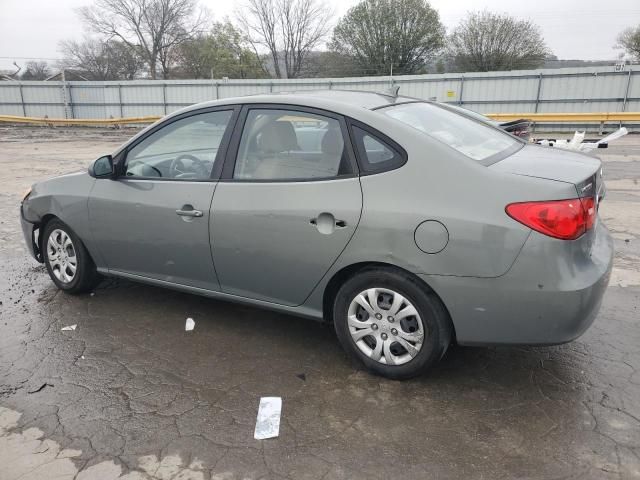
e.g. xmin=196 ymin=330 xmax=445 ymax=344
xmin=380 ymin=102 xmax=522 ymax=164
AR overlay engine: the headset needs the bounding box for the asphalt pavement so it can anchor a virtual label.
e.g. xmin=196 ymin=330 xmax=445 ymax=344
xmin=0 ymin=126 xmax=639 ymax=479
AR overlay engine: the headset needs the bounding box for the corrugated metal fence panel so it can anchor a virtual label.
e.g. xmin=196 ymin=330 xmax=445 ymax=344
xmin=1 ymin=65 xmax=639 ymax=131
xmin=540 ymin=71 xmax=628 ymax=101
xmin=69 ymin=83 xmax=107 ymax=119
xmin=22 ymin=83 xmax=65 ymax=118
xmin=166 ymin=83 xmax=216 ymax=107
xmin=0 ymin=84 xmax=23 ymax=115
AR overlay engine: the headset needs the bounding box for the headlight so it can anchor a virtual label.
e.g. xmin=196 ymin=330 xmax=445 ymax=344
xmin=22 ymin=187 xmax=32 ymax=202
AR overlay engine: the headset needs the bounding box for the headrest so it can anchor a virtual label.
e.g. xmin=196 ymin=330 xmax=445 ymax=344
xmin=258 ymin=121 xmax=299 ymax=153
xmin=321 ymin=127 xmax=344 ymax=157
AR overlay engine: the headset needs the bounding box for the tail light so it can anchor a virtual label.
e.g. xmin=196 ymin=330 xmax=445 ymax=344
xmin=506 ymin=197 xmax=596 ymax=240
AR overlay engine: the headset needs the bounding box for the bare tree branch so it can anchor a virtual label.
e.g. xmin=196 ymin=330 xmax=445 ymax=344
xmin=76 ymin=0 xmax=206 ymax=79
xmin=236 ymin=0 xmax=332 ymax=78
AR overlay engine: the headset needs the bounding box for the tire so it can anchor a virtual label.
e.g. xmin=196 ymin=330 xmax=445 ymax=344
xmin=333 ymin=267 xmax=452 ymax=380
xmin=42 ymin=219 xmax=101 ymax=294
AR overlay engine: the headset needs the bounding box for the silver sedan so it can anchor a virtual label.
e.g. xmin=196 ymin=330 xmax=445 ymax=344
xmin=20 ymin=91 xmax=613 ymax=379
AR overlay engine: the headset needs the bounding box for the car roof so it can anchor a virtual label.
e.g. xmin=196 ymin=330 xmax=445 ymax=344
xmin=178 ymin=89 xmax=419 ymax=114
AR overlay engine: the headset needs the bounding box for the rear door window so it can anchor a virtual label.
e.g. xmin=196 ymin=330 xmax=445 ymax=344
xmin=233 ymin=109 xmax=353 ymax=181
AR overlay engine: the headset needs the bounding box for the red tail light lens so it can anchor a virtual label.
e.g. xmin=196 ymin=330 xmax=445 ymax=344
xmin=506 ymin=197 xmax=595 ymax=240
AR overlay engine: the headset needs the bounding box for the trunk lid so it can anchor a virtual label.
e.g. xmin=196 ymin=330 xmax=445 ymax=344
xmin=490 ymin=144 xmax=601 ymax=186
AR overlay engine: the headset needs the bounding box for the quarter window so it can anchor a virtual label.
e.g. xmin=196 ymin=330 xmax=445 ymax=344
xmin=233 ymin=109 xmax=352 ymax=180
xmin=351 ymin=125 xmax=405 ymax=173
xmin=125 ymin=110 xmax=233 ymax=180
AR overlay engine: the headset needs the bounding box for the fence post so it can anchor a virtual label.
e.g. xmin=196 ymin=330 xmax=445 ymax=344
xmin=622 ymin=69 xmax=632 ymax=112
xmin=534 ymin=73 xmax=543 ymax=113
xmin=162 ymin=83 xmax=167 ymax=115
xmin=60 ymin=70 xmax=73 ymax=119
xmin=215 ymin=81 xmax=219 ymax=100
xmin=118 ymin=84 xmax=124 ymax=118
xmin=18 ymin=81 xmax=26 ymax=117
xmin=458 ymin=75 xmax=464 ymax=105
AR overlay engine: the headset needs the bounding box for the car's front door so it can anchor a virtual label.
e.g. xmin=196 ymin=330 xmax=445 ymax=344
xmin=89 ymin=107 xmax=237 ymax=290
xmin=211 ymin=106 xmax=362 ymax=306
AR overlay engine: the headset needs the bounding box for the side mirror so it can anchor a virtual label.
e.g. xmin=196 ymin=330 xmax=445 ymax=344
xmin=89 ymin=155 xmax=114 ymax=178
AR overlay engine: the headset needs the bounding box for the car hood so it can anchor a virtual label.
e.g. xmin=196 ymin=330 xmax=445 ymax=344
xmin=489 ymin=144 xmax=601 ymax=185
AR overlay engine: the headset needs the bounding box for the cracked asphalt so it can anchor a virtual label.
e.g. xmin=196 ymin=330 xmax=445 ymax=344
xmin=0 ymin=126 xmax=639 ymax=479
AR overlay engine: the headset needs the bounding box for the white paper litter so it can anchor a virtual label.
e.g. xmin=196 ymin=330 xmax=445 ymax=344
xmin=185 ymin=318 xmax=195 ymax=331
xmin=254 ymin=397 xmax=282 ymax=440
xmin=61 ymin=324 xmax=77 ymax=331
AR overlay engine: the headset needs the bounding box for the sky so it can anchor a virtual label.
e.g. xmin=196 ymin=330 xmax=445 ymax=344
xmin=1 ymin=0 xmax=639 ymax=72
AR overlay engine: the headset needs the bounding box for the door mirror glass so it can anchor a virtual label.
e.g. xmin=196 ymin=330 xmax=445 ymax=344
xmin=93 ymin=155 xmax=114 ymax=177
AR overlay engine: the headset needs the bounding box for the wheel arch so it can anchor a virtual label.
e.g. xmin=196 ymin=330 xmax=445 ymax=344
xmin=322 ymin=261 xmax=457 ymax=342
xmin=36 ymin=214 xmax=59 ymax=260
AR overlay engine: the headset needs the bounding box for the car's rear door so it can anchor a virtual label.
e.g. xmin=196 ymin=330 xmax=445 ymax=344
xmin=210 ymin=105 xmax=362 ymax=306
xmin=88 ymin=106 xmax=238 ymax=291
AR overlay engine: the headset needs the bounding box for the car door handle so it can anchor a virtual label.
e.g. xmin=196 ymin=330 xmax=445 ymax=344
xmin=176 ymin=207 xmax=203 ymax=217
xmin=309 ymin=213 xmax=347 ymax=234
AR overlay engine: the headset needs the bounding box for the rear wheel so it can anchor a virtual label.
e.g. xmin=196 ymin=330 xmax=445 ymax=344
xmin=42 ymin=219 xmax=100 ymax=294
xmin=333 ymin=268 xmax=451 ymax=379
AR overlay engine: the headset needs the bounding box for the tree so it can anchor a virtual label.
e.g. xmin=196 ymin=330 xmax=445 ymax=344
xmin=77 ymin=0 xmax=206 ymax=79
xmin=616 ymin=26 xmax=640 ymax=61
xmin=20 ymin=61 xmax=51 ymax=80
xmin=59 ymin=38 xmax=144 ymax=80
xmin=330 ymin=0 xmax=445 ymax=76
xmin=236 ymin=0 xmax=333 ymax=79
xmin=299 ymin=51 xmax=363 ymax=77
xmin=174 ymin=22 xmax=267 ymax=79
xmin=448 ymin=11 xmax=549 ymax=72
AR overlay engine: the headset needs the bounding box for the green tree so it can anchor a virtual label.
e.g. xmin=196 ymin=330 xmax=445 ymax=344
xmin=616 ymin=26 xmax=640 ymax=61
xmin=330 ymin=0 xmax=445 ymax=76
xmin=174 ymin=22 xmax=267 ymax=79
xmin=448 ymin=11 xmax=549 ymax=72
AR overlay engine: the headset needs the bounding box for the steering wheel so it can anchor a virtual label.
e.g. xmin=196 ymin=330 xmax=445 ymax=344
xmin=169 ymin=154 xmax=209 ymax=179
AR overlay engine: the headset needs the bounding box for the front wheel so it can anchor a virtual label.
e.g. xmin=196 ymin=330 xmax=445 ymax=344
xmin=333 ymin=268 xmax=452 ymax=380
xmin=42 ymin=219 xmax=101 ymax=294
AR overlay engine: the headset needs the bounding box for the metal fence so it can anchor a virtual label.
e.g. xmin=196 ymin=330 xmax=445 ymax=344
xmin=1 ymin=64 xmax=639 ymax=131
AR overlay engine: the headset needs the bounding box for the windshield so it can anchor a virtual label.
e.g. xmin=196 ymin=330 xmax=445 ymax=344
xmin=380 ymin=102 xmax=521 ymax=163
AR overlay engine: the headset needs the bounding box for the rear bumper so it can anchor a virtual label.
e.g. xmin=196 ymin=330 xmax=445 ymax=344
xmin=20 ymin=205 xmax=42 ymax=262
xmin=421 ymin=220 xmax=613 ymax=346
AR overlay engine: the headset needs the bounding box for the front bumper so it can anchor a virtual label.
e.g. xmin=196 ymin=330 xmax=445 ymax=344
xmin=20 ymin=204 xmax=42 ymax=262
xmin=422 ymin=220 xmax=614 ymax=346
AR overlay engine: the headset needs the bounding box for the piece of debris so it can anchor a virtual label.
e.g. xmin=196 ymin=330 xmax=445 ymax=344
xmin=534 ymin=127 xmax=628 ymax=153
xmin=28 ymin=383 xmax=53 ymax=394
xmin=296 ymin=373 xmax=307 ymax=381
xmin=90 ymin=292 xmax=95 ymax=297
xmin=254 ymin=397 xmax=282 ymax=440
xmin=61 ymin=324 xmax=77 ymax=331
xmin=185 ymin=318 xmax=195 ymax=331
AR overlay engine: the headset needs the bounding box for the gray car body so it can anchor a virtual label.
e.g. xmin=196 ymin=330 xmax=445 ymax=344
xmin=20 ymin=91 xmax=613 ymax=345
